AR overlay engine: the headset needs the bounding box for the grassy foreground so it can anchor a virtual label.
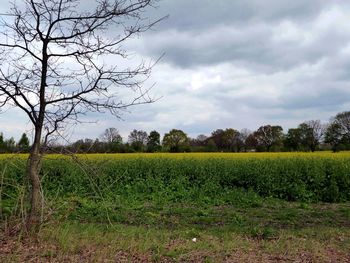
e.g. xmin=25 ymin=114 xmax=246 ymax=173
xmin=1 ymin=199 xmax=350 ymax=262
xmin=1 ymin=152 xmax=350 ymax=262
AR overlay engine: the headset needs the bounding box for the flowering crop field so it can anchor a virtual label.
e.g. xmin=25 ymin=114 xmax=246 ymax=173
xmin=1 ymin=151 xmax=350 ymax=204
xmin=1 ymin=152 xmax=350 ymax=262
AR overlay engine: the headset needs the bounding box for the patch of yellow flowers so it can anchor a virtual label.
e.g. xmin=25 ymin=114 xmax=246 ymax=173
xmin=0 ymin=151 xmax=349 ymax=161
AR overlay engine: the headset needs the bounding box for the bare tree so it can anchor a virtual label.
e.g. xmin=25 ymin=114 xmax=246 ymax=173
xmin=196 ymin=134 xmax=208 ymax=143
xmin=0 ymin=0 xmax=164 ymax=230
xmin=239 ymin=128 xmax=251 ymax=152
xmin=303 ymin=120 xmax=326 ymax=152
xmin=100 ymin=127 xmax=122 ymax=144
xmin=333 ymin=111 xmax=350 ymax=139
xmin=128 ymin=129 xmax=148 ymax=151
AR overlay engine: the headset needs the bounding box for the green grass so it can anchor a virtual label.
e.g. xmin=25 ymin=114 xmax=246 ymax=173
xmin=1 ymin=195 xmax=350 ymax=262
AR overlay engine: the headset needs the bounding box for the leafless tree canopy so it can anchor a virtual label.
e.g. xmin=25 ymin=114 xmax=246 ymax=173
xmin=304 ymin=120 xmax=325 ymax=142
xmin=100 ymin=127 xmax=122 ymax=143
xmin=0 ymin=0 xmax=163 ymax=142
xmin=0 ymin=0 xmax=164 ymax=229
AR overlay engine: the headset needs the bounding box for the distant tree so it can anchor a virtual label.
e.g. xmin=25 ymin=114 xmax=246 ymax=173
xmin=245 ymin=133 xmax=258 ymax=151
xmin=206 ymin=138 xmax=218 ymax=152
xmin=162 ymin=129 xmax=190 ymax=152
xmin=92 ymin=138 xmax=107 ymax=153
xmin=71 ymin=138 xmax=95 ymax=153
xmin=18 ymin=133 xmax=30 ymax=153
xmin=147 ymin=130 xmax=161 ymax=152
xmin=122 ymin=143 xmax=134 ymax=153
xmin=210 ymin=128 xmax=242 ymax=151
xmin=333 ymin=111 xmax=350 ymax=141
xmin=297 ymin=123 xmax=313 ymax=151
xmin=284 ymin=128 xmax=302 ymax=151
xmin=210 ymin=129 xmax=226 ymax=150
xmin=84 ymin=139 xmax=95 ymax=153
xmin=254 ymin=125 xmax=283 ymax=152
xmin=100 ymin=128 xmax=123 ymax=152
xmin=322 ymin=111 xmax=350 ymax=152
xmin=222 ymin=128 xmax=241 ymax=152
xmin=299 ymin=120 xmax=325 ymax=152
xmin=70 ymin=139 xmax=83 ymax=153
xmin=190 ymin=134 xmax=208 ymax=146
xmin=239 ymin=129 xmax=252 ymax=152
xmin=190 ymin=134 xmax=209 ymax=151
xmin=307 ymin=120 xmax=325 ymax=140
xmin=197 ymin=134 xmax=208 ymax=143
xmin=0 ymin=133 xmax=5 ymax=153
xmin=324 ymin=123 xmax=346 ymax=152
xmin=100 ymin=128 xmax=123 ymax=144
xmin=128 ymin=129 xmax=148 ymax=152
xmin=5 ymin=137 xmax=16 ymax=153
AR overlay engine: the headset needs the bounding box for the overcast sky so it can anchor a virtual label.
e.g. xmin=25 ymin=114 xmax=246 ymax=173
xmin=1 ymin=0 xmax=350 ymax=141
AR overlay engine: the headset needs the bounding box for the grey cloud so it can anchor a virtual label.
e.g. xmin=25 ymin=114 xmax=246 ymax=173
xmin=1 ymin=0 xmax=350 ymax=140
xmin=150 ymin=0 xmax=329 ymax=31
xmin=52 ymin=0 xmax=350 ymax=135
xmin=209 ymin=75 xmax=350 ymax=113
xmin=132 ymin=0 xmax=350 ymax=73
xmin=139 ymin=21 xmax=350 ymax=73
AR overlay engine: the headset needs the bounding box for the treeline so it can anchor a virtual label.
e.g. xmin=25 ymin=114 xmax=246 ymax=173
xmin=1 ymin=111 xmax=349 ymax=154
xmin=55 ymin=110 xmax=350 ymax=153
xmin=0 ymin=133 xmax=30 ymax=153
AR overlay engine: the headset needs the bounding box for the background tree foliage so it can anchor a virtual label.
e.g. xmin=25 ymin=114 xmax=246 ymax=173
xmin=147 ymin=130 xmax=161 ymax=152
xmin=162 ymin=129 xmax=190 ymax=152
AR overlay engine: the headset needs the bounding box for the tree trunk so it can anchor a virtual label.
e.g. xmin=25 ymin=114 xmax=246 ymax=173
xmin=26 ymin=39 xmax=46 ymax=231
xmin=26 ymin=132 xmax=43 ymax=231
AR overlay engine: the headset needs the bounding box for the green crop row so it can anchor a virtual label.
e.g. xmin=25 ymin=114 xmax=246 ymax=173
xmin=1 ymin=154 xmax=350 ymax=210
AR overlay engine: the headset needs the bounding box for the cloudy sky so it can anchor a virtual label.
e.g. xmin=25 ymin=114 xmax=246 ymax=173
xmin=1 ymin=0 xmax=350 ymax=141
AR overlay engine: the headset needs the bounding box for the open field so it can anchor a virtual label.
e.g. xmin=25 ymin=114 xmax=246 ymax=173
xmin=1 ymin=152 xmax=350 ymax=262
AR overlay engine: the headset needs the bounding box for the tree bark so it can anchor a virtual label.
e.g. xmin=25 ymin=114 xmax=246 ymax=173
xmin=25 ymin=37 xmax=47 ymax=230
xmin=26 ymin=130 xmax=43 ymax=231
